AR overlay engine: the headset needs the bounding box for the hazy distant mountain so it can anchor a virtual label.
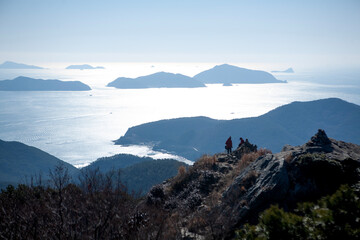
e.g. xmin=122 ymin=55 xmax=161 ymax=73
xmin=66 ymin=64 xmax=105 ymax=70
xmin=271 ymin=67 xmax=294 ymax=73
xmin=193 ymin=64 xmax=286 ymax=84
xmin=0 ymin=139 xmax=79 ymax=189
xmin=0 ymin=61 xmax=44 ymax=69
xmin=107 ymin=72 xmax=206 ymax=89
xmin=0 ymin=76 xmax=91 ymax=91
xmin=116 ymin=98 xmax=360 ymax=160
xmin=83 ymin=154 xmax=187 ymax=193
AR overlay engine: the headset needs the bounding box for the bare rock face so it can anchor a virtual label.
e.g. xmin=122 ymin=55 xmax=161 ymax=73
xmin=221 ymin=129 xmax=360 ymax=231
xmin=222 ymin=154 xmax=290 ymax=225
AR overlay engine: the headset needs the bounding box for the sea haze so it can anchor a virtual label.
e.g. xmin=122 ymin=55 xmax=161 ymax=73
xmin=0 ymin=63 xmax=359 ymax=167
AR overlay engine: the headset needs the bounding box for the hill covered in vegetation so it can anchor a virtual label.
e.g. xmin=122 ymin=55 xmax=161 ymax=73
xmin=83 ymin=154 xmax=188 ymax=193
xmin=84 ymin=154 xmax=156 ymax=172
xmin=116 ymin=98 xmax=360 ymax=160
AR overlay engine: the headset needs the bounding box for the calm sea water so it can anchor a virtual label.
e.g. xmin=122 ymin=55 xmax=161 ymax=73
xmin=0 ymin=63 xmax=359 ymax=167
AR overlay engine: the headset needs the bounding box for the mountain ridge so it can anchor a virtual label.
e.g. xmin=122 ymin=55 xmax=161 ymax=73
xmin=0 ymin=61 xmax=44 ymax=69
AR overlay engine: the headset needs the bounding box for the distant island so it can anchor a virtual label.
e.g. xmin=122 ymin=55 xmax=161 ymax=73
xmin=107 ymin=71 xmax=206 ymax=89
xmin=0 ymin=61 xmax=44 ymax=69
xmin=193 ymin=64 xmax=286 ymax=84
xmin=271 ymin=67 xmax=295 ymax=73
xmin=116 ymin=98 xmax=360 ymax=160
xmin=66 ymin=64 xmax=105 ymax=70
xmin=0 ymin=76 xmax=91 ymax=91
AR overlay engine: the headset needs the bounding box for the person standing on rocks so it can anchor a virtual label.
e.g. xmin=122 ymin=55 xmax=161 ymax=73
xmin=239 ymin=137 xmax=245 ymax=147
xmin=225 ymin=136 xmax=233 ymax=154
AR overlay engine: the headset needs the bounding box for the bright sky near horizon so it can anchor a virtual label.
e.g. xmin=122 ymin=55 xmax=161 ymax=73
xmin=0 ymin=0 xmax=360 ymax=69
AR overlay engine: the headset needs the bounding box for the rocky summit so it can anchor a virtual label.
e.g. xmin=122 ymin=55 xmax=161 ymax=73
xmin=145 ymin=129 xmax=360 ymax=239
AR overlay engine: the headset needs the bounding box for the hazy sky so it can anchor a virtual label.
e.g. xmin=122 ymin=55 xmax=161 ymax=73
xmin=0 ymin=0 xmax=359 ymax=68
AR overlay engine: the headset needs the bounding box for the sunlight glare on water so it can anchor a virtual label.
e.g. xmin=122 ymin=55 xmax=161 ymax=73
xmin=0 ymin=62 xmax=359 ymax=167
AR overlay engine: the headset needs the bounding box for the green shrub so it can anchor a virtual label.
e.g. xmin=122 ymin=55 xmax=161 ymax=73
xmin=236 ymin=185 xmax=360 ymax=240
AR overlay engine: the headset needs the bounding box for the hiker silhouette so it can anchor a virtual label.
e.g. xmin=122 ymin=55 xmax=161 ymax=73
xmin=225 ymin=136 xmax=233 ymax=154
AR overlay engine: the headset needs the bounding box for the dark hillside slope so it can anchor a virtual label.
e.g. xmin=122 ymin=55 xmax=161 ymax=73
xmin=0 ymin=140 xmax=79 ymax=189
xmin=116 ymin=98 xmax=360 ymax=160
xmin=82 ymin=155 xmax=188 ymax=194
xmin=84 ymin=154 xmax=155 ymax=173
xmin=120 ymin=159 xmax=187 ymax=194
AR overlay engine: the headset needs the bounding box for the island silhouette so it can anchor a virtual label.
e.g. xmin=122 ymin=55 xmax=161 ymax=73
xmin=107 ymin=71 xmax=206 ymax=89
xmin=271 ymin=67 xmax=295 ymax=73
xmin=66 ymin=64 xmax=105 ymax=70
xmin=0 ymin=76 xmax=91 ymax=91
xmin=193 ymin=64 xmax=286 ymax=84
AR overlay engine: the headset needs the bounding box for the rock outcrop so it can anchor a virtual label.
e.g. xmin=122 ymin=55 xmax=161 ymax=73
xmin=144 ymin=130 xmax=360 ymax=239
xmin=222 ymin=130 xmax=360 ymax=231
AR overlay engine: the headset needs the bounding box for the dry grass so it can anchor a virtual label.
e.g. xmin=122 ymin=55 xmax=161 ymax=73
xmin=178 ymin=165 xmax=186 ymax=176
xmin=188 ymin=215 xmax=207 ymax=233
xmin=170 ymin=155 xmax=218 ymax=193
xmin=193 ymin=155 xmax=216 ymax=170
xmin=216 ymin=148 xmax=272 ymax=196
xmin=285 ymin=153 xmax=293 ymax=163
xmin=236 ymin=148 xmax=272 ymax=173
xmin=241 ymin=170 xmax=259 ymax=190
